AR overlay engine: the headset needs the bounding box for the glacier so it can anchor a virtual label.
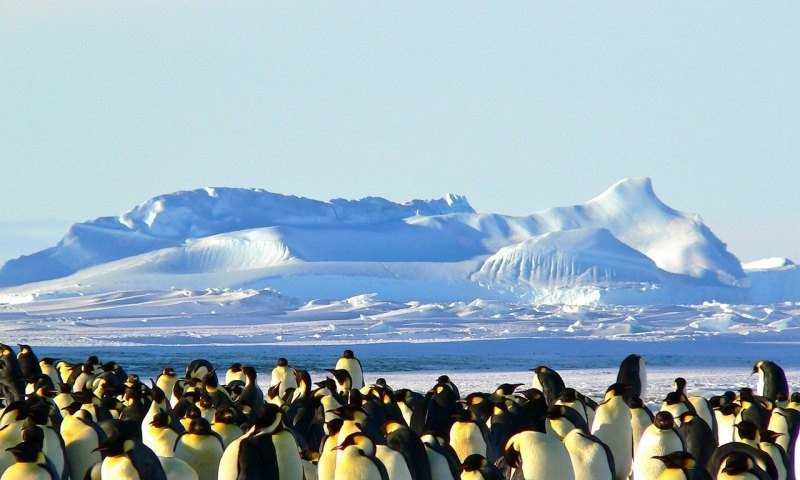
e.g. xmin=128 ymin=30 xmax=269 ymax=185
xmin=0 ymin=177 xmax=794 ymax=306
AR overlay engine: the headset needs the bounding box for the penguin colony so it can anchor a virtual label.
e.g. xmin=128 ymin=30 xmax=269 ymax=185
xmin=0 ymin=344 xmax=796 ymax=480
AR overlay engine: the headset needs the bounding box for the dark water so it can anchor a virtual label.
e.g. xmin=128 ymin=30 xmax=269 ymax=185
xmin=31 ymin=337 xmax=800 ymax=381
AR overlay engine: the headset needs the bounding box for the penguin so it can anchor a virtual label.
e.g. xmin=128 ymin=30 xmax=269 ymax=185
xmin=759 ymin=430 xmax=791 ymax=480
xmin=652 ymin=451 xmax=712 ymax=480
xmin=317 ymin=419 xmax=344 ymax=480
xmin=632 ymin=411 xmax=686 ymax=480
xmin=562 ymin=428 xmax=615 ymax=480
xmin=753 ymin=361 xmax=789 ymax=403
xmin=1 ymin=441 xmax=59 ymax=480
xmin=218 ymin=403 xmax=303 ymax=480
xmin=333 ymin=432 xmax=388 ymax=480
xmin=224 ymin=363 xmax=245 ymax=386
xmin=173 ymin=418 xmax=224 ymax=480
xmin=737 ymin=388 xmax=769 ymax=431
xmin=678 ymin=411 xmax=716 ymax=470
xmin=459 ymin=453 xmax=503 ymax=480
xmin=715 ymin=398 xmax=742 ymax=446
xmin=375 ymin=443 xmax=413 ymax=480
xmin=449 ymin=409 xmax=492 ymax=463
xmin=60 ymin=408 xmax=105 ymax=480
xmin=326 ymin=369 xmax=353 ymax=396
xmin=617 ymin=354 xmax=646 ymax=403
xmin=155 ymin=369 xmax=179 ymax=403
xmin=384 ymin=420 xmax=432 ymax=480
xmin=0 ymin=402 xmax=30 ymax=473
xmin=531 ymin=365 xmax=566 ymax=406
xmin=545 ymin=405 xmax=590 ymax=438
xmin=39 ymin=359 xmax=61 ymax=393
xmin=717 ymin=452 xmax=771 ymax=480
xmin=24 ymin=407 xmax=69 ymax=480
xmin=661 ymin=392 xmax=691 ymax=423
xmin=16 ymin=345 xmax=42 ymax=380
xmin=233 ymin=365 xmax=264 ymax=420
xmin=767 ymin=407 xmax=800 ymax=456
xmin=486 ymin=400 xmax=517 ymax=457
xmin=423 ymin=380 xmax=460 ymax=439
xmin=201 ymin=370 xmax=233 ymax=409
xmin=210 ymin=407 xmax=243 ymax=449
xmin=420 ymin=433 xmax=459 ymax=480
xmin=271 ymin=358 xmax=298 ymax=397
xmin=185 ymin=359 xmax=213 ymax=381
xmin=591 ymin=383 xmax=633 ymax=480
xmin=708 ymin=425 xmax=778 ymax=480
xmin=504 ymin=430 xmax=575 ymax=480
xmin=96 ymin=434 xmax=168 ymax=480
xmin=630 ymin=397 xmax=655 ymax=456
xmin=557 ymin=388 xmax=592 ymax=425
xmin=143 ymin=412 xmax=181 ymax=457
xmin=336 ymin=350 xmax=365 ymax=390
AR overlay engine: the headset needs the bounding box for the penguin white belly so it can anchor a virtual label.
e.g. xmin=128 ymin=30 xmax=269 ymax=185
xmin=632 ymin=426 xmax=684 ymax=480
xmin=174 ymin=436 xmax=223 ymax=480
xmin=335 ymin=358 xmax=364 ymax=389
xmin=217 ymin=436 xmax=242 ymax=480
xmin=376 ymin=445 xmax=413 ymax=480
xmin=211 ymin=424 xmax=243 ymax=449
xmin=631 ymin=409 xmax=651 ymax=456
xmin=512 ymin=431 xmax=575 ymax=480
xmin=61 ymin=417 xmax=102 ymax=480
xmin=317 ymin=436 xmax=339 ymax=480
xmin=0 ymin=423 xmax=25 ymax=473
xmin=717 ymin=473 xmax=760 ymax=480
xmin=0 ymin=463 xmax=56 ymax=480
xmin=591 ymin=398 xmax=632 ymax=480
xmin=159 ymin=456 xmax=199 ymax=480
xmin=768 ymin=410 xmax=792 ymax=452
xmin=715 ymin=411 xmax=736 ymax=445
xmin=41 ymin=426 xmax=66 ymax=479
xmin=688 ymin=397 xmax=715 ymax=431
xmin=143 ymin=427 xmax=178 ymax=457
xmin=273 ymin=430 xmax=304 ymax=480
xmin=760 ymin=442 xmax=788 ymax=480
xmin=399 ymin=403 xmax=413 ymax=427
xmin=302 ymin=460 xmax=318 ymax=480
xmin=460 ymin=471 xmax=484 ymax=480
xmin=563 ymin=430 xmax=613 ymax=480
xmin=426 ymin=446 xmax=455 ymax=480
xmin=102 ymin=455 xmax=142 ymax=479
xmin=655 ymin=469 xmax=690 ymax=480
xmin=334 ymin=448 xmax=381 ymax=480
xmin=449 ymin=423 xmax=486 ymax=462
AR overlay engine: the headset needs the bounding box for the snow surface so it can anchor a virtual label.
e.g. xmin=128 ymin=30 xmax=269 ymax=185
xmin=0 ymin=177 xmax=778 ymax=305
xmin=743 ymin=257 xmax=796 ymax=270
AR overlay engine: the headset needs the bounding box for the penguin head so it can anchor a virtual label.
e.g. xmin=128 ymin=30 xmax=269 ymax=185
xmin=86 ymin=355 xmax=100 ymax=366
xmin=161 ymin=368 xmax=176 ymax=377
xmin=738 ymin=388 xmax=756 ymax=403
xmin=752 ymin=362 xmax=762 ymax=375
xmin=342 ymin=350 xmax=355 ymax=359
xmin=151 ymin=383 xmax=167 ymax=404
xmin=495 ymin=383 xmax=523 ymax=396
xmin=242 ymin=366 xmax=257 ymax=381
xmin=559 ymin=388 xmax=578 ymax=403
xmin=228 ymin=363 xmax=242 ymax=372
xmin=628 ymin=397 xmax=645 ymax=409
xmin=791 ymin=392 xmax=800 ymax=403
xmin=604 ymin=383 xmax=630 ymax=400
xmin=325 ymin=418 xmax=344 ymax=436
xmin=95 ymin=435 xmax=135 ymax=457
xmin=460 ymin=453 xmax=490 ymax=472
xmin=213 ymin=406 xmax=237 ymax=425
xmin=17 ymin=345 xmax=31 ymax=354
xmin=721 ymin=453 xmax=756 ymax=476
xmin=334 ymin=432 xmax=374 ymax=455
xmin=330 ymin=404 xmax=368 ymax=423
xmin=653 ymin=451 xmax=696 ymax=470
xmin=5 ymin=441 xmax=41 ymax=463
xmin=546 ymin=405 xmax=566 ymax=420
xmin=24 ymin=404 xmax=50 ymax=427
xmin=653 ymin=411 xmax=675 ymax=430
xmin=276 ymin=358 xmax=289 ymax=367
xmin=21 ymin=425 xmax=45 ymax=450
xmin=150 ymin=412 xmax=170 ymax=428
xmin=663 ymin=392 xmax=685 ymax=406
xmin=203 ymin=370 xmax=219 ymax=389
xmin=673 ymin=377 xmax=686 ymax=393
xmin=252 ymin=404 xmax=283 ymax=432
xmin=382 ymin=420 xmax=404 ymax=435
xmin=678 ymin=411 xmax=697 ymax=424
xmin=2 ymin=401 xmax=28 ymax=423
xmin=188 ymin=418 xmax=213 ymax=436
xmin=198 ymin=395 xmax=214 ymax=410
xmin=325 ymin=369 xmax=352 ymax=387
xmin=735 ymin=420 xmax=759 ymax=441
xmin=451 ymin=408 xmax=473 ymax=423
xmin=184 ymin=405 xmax=202 ymax=420
xmin=518 ymin=388 xmax=545 ymax=402
xmin=760 ymin=429 xmax=784 ymax=445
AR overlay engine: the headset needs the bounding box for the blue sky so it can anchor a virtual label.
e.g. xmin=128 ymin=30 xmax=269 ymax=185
xmin=1 ymin=2 xmax=798 ymax=264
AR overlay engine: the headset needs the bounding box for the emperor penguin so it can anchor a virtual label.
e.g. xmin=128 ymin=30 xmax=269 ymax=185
xmin=96 ymin=434 xmax=168 ymax=480
xmin=233 ymin=366 xmax=264 ymax=420
xmin=173 ymin=418 xmax=224 ymax=480
xmin=459 ymin=453 xmax=503 ymax=480
xmin=270 ymin=358 xmax=298 ymax=397
xmin=384 ymin=420 xmax=432 ymax=480
xmin=224 ymin=363 xmax=245 ymax=386
xmin=767 ymin=407 xmax=800 ymax=455
xmin=210 ymin=407 xmax=243 ymax=448
xmin=753 ymin=361 xmax=789 ymax=403
xmin=0 ymin=441 xmax=59 ymax=480
xmin=16 ymin=345 xmax=42 ymax=380
xmin=504 ymin=430 xmax=575 ymax=480
xmin=545 ymin=405 xmax=590 ymax=439
xmin=715 ymin=397 xmax=742 ymax=445
xmin=155 ymin=369 xmax=179 ymax=403
xmin=632 ymin=411 xmax=686 ymax=480
xmin=531 ymin=365 xmax=566 ymax=406
xmin=449 ymin=409 xmax=492 ymax=463
xmin=677 ymin=411 xmax=716 ymax=471
xmin=736 ymin=388 xmax=769 ymax=431
xmin=24 ymin=407 xmax=68 ymax=480
xmin=617 ymin=354 xmax=646 ymax=403
xmin=336 ymin=350 xmax=365 ymax=390
xmin=557 ymin=388 xmax=592 ymax=425
xmin=421 ymin=432 xmax=460 ymax=480
xmin=333 ymin=432 xmax=388 ymax=480
xmin=758 ymin=430 xmax=791 ymax=480
xmin=652 ymin=451 xmax=712 ymax=480
xmin=562 ymin=429 xmax=615 ymax=480
xmin=591 ymin=383 xmax=633 ymax=480
xmin=218 ymin=403 xmax=303 ymax=480
xmin=630 ymin=397 xmax=655 ymax=456
xmin=184 ymin=359 xmax=213 ymax=381
xmin=60 ymin=408 xmax=104 ymax=480
xmin=375 ymin=443 xmax=413 ymax=480
xmin=717 ymin=452 xmax=772 ymax=480
xmin=326 ymin=369 xmax=353 ymax=395
xmin=143 ymin=412 xmax=181 ymax=457
xmin=0 ymin=402 xmax=30 ymax=473
xmin=39 ymin=359 xmax=61 ymax=393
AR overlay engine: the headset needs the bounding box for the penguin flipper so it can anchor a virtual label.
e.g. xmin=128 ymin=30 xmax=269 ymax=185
xmin=129 ymin=443 xmax=168 ymax=480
